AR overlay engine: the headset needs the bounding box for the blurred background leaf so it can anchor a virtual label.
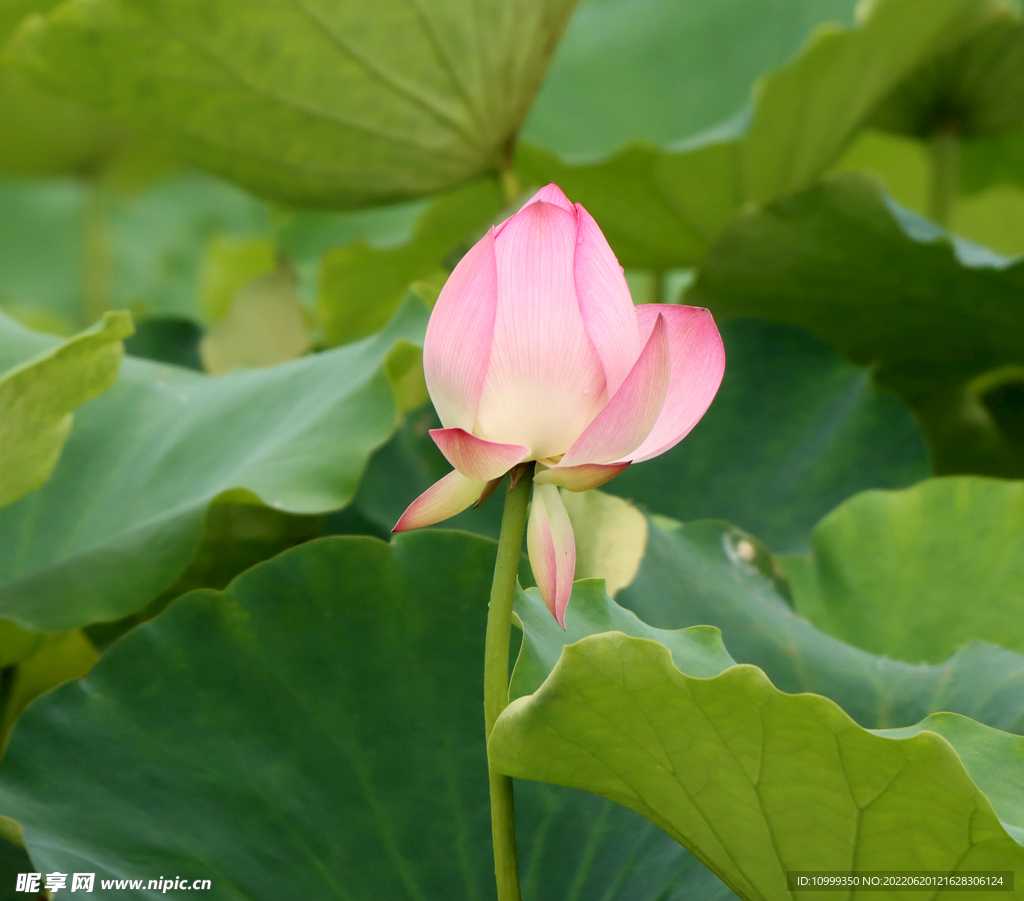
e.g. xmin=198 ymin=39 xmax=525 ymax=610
xmin=691 ymin=174 xmax=1024 ymax=477
xmin=199 ymin=262 xmax=311 ymax=375
xmin=831 ymin=12 xmax=1024 ymax=254
xmin=0 ymin=168 xmax=430 ymax=334
xmin=0 ymin=310 xmax=131 ymax=508
xmin=0 ymin=0 xmax=129 ymax=177
xmin=783 ymin=477 xmax=1024 ymax=664
xmin=317 ymin=176 xmax=504 ymax=345
xmin=6 ymin=0 xmax=579 ymax=206
xmin=519 ymin=0 xmax=1004 ymax=268
xmin=0 ymin=300 xmax=426 ymax=631
xmin=522 ymin=0 xmax=859 ymax=157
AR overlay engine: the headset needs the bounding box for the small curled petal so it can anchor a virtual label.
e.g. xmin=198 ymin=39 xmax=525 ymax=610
xmin=534 ymin=462 xmax=630 ymax=492
xmin=393 ymin=470 xmax=488 ymax=532
xmin=527 ymin=483 xmax=576 ymax=628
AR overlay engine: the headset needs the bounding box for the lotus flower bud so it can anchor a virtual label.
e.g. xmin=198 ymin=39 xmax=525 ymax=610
xmin=395 ymin=184 xmax=725 ymax=625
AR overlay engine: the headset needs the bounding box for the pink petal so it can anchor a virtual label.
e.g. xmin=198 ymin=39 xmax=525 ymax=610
xmin=626 ymin=305 xmax=726 ymax=463
xmin=534 ymin=462 xmax=631 ymax=492
xmin=392 ymin=470 xmax=487 ymax=532
xmin=475 ymin=201 xmax=606 ymax=460
xmin=522 ymin=183 xmax=574 ymax=212
xmin=574 ymin=204 xmax=640 ymax=396
xmin=429 ymin=428 xmax=528 ymax=481
xmin=527 ymin=483 xmax=576 ymax=628
xmin=422 ymin=229 xmax=497 ymax=431
xmin=560 ymin=314 xmax=671 ymax=467
xmin=494 ymin=185 xmax=575 ymax=239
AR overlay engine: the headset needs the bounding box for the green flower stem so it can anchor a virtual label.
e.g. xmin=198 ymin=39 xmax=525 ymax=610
xmin=483 ymin=464 xmax=533 ymax=901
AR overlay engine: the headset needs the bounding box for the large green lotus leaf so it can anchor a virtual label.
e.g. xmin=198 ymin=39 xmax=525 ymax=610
xmin=0 ymin=299 xmax=427 ymax=631
xmin=492 ymin=586 xmax=1024 ymax=898
xmin=7 ymin=0 xmax=578 ymax=208
xmin=620 ymin=519 xmax=1024 ymax=734
xmin=692 ymin=174 xmax=1024 ymax=391
xmin=0 ymin=310 xmax=131 ymax=508
xmin=518 ymin=0 xmax=1000 ymax=268
xmin=690 ymin=173 xmax=1024 ymax=474
xmin=0 ymin=67 xmax=124 ymax=178
xmin=84 ymin=502 xmax=325 ymax=650
xmin=353 ymin=318 xmax=928 ymax=555
xmin=521 ymin=0 xmax=857 ymax=158
xmin=782 ymin=477 xmax=1024 ymax=665
xmin=0 ymin=532 xmax=734 ymax=900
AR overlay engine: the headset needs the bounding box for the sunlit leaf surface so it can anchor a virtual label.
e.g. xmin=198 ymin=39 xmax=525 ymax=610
xmin=0 ymin=300 xmax=426 ymax=630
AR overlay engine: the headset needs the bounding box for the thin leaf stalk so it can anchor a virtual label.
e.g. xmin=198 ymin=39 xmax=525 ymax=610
xmin=653 ymin=269 xmax=667 ymax=304
xmin=82 ymin=175 xmax=112 ymax=325
xmin=483 ymin=463 xmax=533 ymax=901
xmin=928 ymin=130 xmax=959 ymax=229
xmin=499 ymin=138 xmax=520 ymax=204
